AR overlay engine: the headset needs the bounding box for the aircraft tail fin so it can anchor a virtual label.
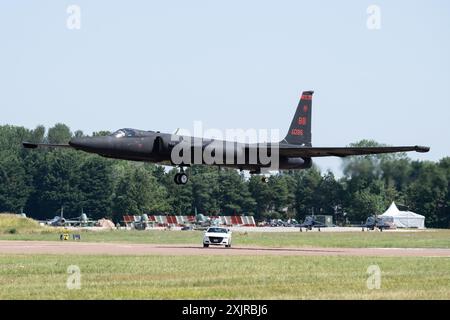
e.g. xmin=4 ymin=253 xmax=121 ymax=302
xmin=281 ymin=91 xmax=313 ymax=146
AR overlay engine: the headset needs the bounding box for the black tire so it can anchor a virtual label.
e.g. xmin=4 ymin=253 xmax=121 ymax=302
xmin=179 ymin=173 xmax=188 ymax=185
xmin=203 ymin=243 xmax=209 ymax=248
xmin=174 ymin=173 xmax=180 ymax=184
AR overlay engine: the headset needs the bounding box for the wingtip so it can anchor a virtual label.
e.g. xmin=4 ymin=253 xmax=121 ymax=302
xmin=415 ymin=145 xmax=430 ymax=153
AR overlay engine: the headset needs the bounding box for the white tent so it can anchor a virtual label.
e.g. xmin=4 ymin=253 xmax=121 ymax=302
xmin=380 ymin=202 xmax=425 ymax=229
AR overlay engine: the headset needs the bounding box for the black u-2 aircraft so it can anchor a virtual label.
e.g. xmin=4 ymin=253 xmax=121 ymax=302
xmin=23 ymin=91 xmax=429 ymax=185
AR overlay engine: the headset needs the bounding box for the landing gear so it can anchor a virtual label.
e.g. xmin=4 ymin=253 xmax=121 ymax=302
xmin=174 ymin=172 xmax=188 ymax=185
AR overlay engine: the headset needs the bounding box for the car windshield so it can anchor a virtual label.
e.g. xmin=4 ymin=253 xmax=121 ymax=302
xmin=207 ymin=227 xmax=228 ymax=233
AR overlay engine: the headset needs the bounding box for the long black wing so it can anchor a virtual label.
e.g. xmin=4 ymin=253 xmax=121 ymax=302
xmin=277 ymin=145 xmax=430 ymax=158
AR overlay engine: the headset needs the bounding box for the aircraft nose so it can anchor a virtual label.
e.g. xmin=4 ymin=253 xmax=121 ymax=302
xmin=69 ymin=137 xmax=110 ymax=153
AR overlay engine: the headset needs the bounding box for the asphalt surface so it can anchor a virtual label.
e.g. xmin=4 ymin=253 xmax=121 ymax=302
xmin=0 ymin=241 xmax=449 ymax=257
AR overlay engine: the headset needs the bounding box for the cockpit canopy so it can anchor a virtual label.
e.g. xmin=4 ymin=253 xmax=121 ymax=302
xmin=111 ymin=128 xmax=154 ymax=138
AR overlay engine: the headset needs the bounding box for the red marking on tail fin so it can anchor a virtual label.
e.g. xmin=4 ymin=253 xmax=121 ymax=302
xmin=298 ymin=117 xmax=307 ymax=125
xmin=291 ymin=128 xmax=304 ymax=136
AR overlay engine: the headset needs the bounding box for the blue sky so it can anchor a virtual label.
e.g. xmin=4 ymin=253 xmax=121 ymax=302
xmin=1 ymin=1 xmax=449 ymax=175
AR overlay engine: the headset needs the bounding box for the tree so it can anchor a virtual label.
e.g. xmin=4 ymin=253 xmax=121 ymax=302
xmin=268 ymin=174 xmax=292 ymax=218
xmin=342 ymin=140 xmax=406 ymax=192
xmin=189 ymin=166 xmax=220 ymax=215
xmin=216 ymin=169 xmax=255 ymax=215
xmin=152 ymin=165 xmax=167 ymax=185
xmin=47 ymin=123 xmax=72 ymax=144
xmin=78 ymin=157 xmax=114 ymax=219
xmin=0 ymin=125 xmax=33 ymax=156
xmin=29 ymin=125 xmax=46 ymax=143
xmin=316 ymin=171 xmax=343 ymax=216
xmin=248 ymin=175 xmax=272 ymax=219
xmin=406 ymin=161 xmax=447 ymax=227
xmin=28 ymin=150 xmax=83 ymax=218
xmin=438 ymin=157 xmax=450 ymax=228
xmin=347 ymin=187 xmax=385 ymax=223
xmin=291 ymin=167 xmax=322 ymax=220
xmin=0 ymin=153 xmax=31 ymax=212
xmin=113 ymin=165 xmax=170 ymax=219
xmin=380 ymin=158 xmax=412 ymax=191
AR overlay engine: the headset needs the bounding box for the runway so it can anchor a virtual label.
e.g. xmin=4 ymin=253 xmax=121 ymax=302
xmin=0 ymin=241 xmax=449 ymax=257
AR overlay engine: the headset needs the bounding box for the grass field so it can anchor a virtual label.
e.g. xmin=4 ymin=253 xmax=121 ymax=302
xmin=1 ymin=229 xmax=450 ymax=249
xmin=0 ymin=254 xmax=449 ymax=299
xmin=0 ymin=214 xmax=63 ymax=235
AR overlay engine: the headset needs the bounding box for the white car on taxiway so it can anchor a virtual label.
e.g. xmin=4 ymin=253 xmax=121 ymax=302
xmin=203 ymin=227 xmax=232 ymax=248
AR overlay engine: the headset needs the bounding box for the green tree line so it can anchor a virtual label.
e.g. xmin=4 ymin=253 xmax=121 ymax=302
xmin=0 ymin=124 xmax=448 ymax=227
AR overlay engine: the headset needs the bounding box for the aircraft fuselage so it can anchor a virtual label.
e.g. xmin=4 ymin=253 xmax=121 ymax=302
xmin=69 ymin=131 xmax=312 ymax=172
